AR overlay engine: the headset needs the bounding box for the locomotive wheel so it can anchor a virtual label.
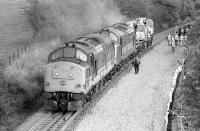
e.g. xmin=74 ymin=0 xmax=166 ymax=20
xmin=92 ymin=86 xmax=96 ymax=95
xmin=57 ymin=101 xmax=62 ymax=111
xmin=60 ymin=103 xmax=67 ymax=112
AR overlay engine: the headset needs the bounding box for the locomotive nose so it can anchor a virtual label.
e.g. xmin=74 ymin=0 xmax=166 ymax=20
xmin=44 ymin=61 xmax=87 ymax=94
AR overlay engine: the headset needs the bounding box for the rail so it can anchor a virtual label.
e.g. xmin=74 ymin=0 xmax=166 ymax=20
xmin=29 ymin=112 xmax=74 ymax=131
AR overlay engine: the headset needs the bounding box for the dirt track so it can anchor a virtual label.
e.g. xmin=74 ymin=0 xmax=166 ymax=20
xmin=74 ymin=41 xmax=185 ymax=131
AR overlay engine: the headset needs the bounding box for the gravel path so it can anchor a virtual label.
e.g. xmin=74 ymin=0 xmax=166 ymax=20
xmin=74 ymin=42 xmax=185 ymax=131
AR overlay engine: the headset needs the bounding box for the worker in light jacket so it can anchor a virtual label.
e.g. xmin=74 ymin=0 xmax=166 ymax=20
xmin=171 ymin=37 xmax=175 ymax=53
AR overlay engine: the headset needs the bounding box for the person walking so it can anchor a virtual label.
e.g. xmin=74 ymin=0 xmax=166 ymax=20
xmin=183 ymin=34 xmax=188 ymax=46
xmin=171 ymin=37 xmax=175 ymax=53
xmin=167 ymin=33 xmax=171 ymax=46
xmin=180 ymin=34 xmax=183 ymax=46
xmin=175 ymin=33 xmax=179 ymax=46
xmin=132 ymin=57 xmax=140 ymax=74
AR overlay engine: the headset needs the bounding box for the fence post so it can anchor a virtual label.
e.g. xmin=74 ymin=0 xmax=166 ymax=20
xmin=17 ymin=49 xmax=19 ymax=58
xmin=4 ymin=60 xmax=6 ymax=67
xmin=9 ymin=56 xmax=11 ymax=65
xmin=25 ymin=44 xmax=27 ymax=52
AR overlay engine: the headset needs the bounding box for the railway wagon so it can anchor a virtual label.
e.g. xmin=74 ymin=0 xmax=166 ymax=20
xmin=44 ymin=22 xmax=150 ymax=111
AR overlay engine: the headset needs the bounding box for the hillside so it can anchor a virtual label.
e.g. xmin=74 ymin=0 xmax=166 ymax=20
xmin=168 ymin=20 xmax=200 ymax=130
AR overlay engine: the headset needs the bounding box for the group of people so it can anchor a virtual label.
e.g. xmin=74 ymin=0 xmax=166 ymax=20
xmin=167 ymin=32 xmax=188 ymax=53
xmin=132 ymin=27 xmax=189 ymax=74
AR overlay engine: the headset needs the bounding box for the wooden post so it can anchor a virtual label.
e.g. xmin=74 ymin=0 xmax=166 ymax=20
xmin=28 ymin=41 xmax=31 ymax=48
xmin=25 ymin=44 xmax=27 ymax=52
xmin=17 ymin=49 xmax=19 ymax=58
xmin=9 ymin=56 xmax=11 ymax=65
xmin=13 ymin=52 xmax=15 ymax=61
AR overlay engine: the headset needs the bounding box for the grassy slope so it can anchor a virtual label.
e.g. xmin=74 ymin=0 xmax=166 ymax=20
xmin=0 ymin=0 xmax=199 ymax=130
xmin=171 ymin=21 xmax=200 ymax=130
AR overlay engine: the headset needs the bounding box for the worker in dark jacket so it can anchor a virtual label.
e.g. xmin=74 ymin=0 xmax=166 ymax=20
xmin=132 ymin=57 xmax=140 ymax=74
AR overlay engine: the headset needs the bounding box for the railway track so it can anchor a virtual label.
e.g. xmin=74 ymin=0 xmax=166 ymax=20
xmin=29 ymin=112 xmax=74 ymax=131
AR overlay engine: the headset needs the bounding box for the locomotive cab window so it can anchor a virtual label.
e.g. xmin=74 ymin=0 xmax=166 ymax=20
xmin=64 ymin=47 xmax=76 ymax=58
xmin=51 ymin=48 xmax=63 ymax=60
xmin=49 ymin=47 xmax=88 ymax=63
xmin=137 ymin=25 xmax=145 ymax=32
xmin=76 ymin=50 xmax=87 ymax=62
xmin=109 ymin=33 xmax=117 ymax=42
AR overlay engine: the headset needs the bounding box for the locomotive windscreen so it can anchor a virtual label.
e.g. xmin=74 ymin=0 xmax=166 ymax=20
xmin=49 ymin=47 xmax=88 ymax=63
xmin=64 ymin=48 xmax=76 ymax=58
xmin=137 ymin=25 xmax=145 ymax=32
xmin=50 ymin=47 xmax=76 ymax=61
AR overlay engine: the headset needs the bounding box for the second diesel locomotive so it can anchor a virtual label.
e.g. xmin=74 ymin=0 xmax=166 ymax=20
xmin=44 ymin=20 xmax=153 ymax=111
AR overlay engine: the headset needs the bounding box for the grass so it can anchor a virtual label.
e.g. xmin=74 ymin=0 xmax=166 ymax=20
xmin=171 ymin=20 xmax=200 ymax=129
xmin=0 ymin=39 xmax=60 ymax=130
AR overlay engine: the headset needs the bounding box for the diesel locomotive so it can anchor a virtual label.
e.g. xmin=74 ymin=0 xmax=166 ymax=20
xmin=44 ymin=19 xmax=154 ymax=111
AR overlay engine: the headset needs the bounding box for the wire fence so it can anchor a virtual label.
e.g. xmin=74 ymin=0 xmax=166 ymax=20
xmin=0 ymin=35 xmax=35 ymax=69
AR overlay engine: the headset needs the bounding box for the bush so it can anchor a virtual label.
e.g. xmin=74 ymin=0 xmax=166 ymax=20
xmin=0 ymin=70 xmax=43 ymax=130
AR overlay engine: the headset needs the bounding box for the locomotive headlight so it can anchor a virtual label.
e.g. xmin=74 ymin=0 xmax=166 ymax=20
xmin=69 ymin=73 xmax=73 ymax=77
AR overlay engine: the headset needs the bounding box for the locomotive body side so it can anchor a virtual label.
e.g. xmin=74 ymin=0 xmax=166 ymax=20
xmin=112 ymin=23 xmax=136 ymax=60
xmin=78 ymin=34 xmax=116 ymax=91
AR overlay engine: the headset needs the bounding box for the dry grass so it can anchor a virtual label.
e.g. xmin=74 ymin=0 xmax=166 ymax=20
xmin=172 ymin=21 xmax=200 ymax=129
xmin=0 ymin=38 xmax=60 ymax=130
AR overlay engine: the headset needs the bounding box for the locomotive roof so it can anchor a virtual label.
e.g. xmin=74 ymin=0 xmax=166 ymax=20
xmin=103 ymin=27 xmax=124 ymax=36
xmin=87 ymin=33 xmax=112 ymax=46
xmin=63 ymin=41 xmax=94 ymax=56
xmin=77 ymin=33 xmax=112 ymax=50
xmin=112 ymin=23 xmax=130 ymax=32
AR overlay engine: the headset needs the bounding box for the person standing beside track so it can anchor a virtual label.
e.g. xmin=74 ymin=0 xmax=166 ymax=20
xmin=132 ymin=57 xmax=140 ymax=74
xmin=167 ymin=33 xmax=171 ymax=46
xmin=183 ymin=34 xmax=188 ymax=46
xmin=180 ymin=34 xmax=184 ymax=46
xmin=175 ymin=33 xmax=179 ymax=46
xmin=171 ymin=37 xmax=175 ymax=53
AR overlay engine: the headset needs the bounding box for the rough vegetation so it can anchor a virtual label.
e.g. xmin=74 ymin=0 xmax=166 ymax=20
xmin=0 ymin=0 xmax=200 ymax=130
xmin=171 ymin=20 xmax=200 ymax=130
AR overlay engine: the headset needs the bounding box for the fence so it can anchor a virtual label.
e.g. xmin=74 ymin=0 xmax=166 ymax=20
xmin=0 ymin=35 xmax=35 ymax=69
